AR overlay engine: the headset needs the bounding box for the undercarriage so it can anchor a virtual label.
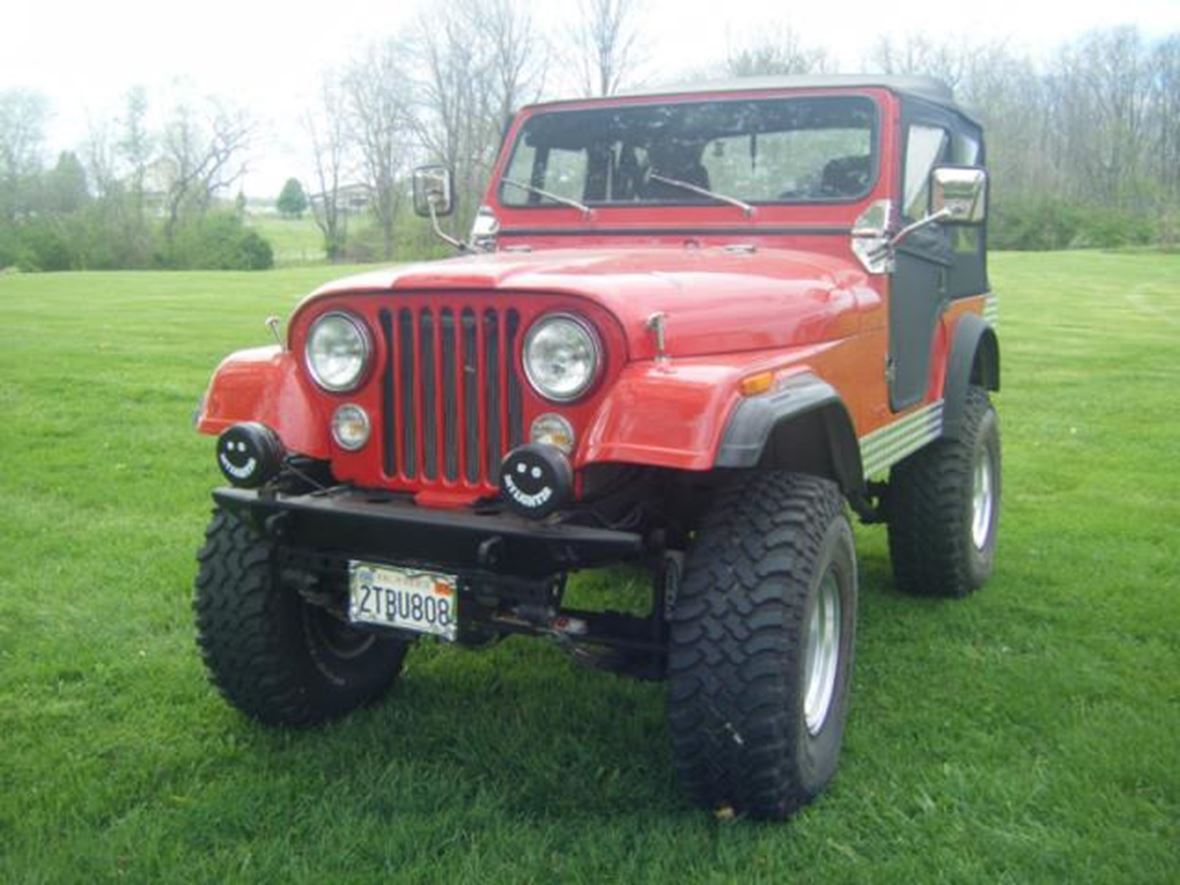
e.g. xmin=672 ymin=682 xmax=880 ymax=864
xmin=215 ymin=477 xmax=686 ymax=680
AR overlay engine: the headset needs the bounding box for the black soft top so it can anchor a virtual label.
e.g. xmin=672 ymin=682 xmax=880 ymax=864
xmin=528 ymin=74 xmax=975 ymax=124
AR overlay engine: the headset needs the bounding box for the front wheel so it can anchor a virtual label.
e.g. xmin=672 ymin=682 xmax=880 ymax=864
xmin=194 ymin=509 xmax=409 ymax=726
xmin=667 ymin=472 xmax=858 ymax=820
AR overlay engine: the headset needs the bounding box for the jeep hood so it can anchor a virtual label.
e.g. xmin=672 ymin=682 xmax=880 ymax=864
xmin=306 ymin=246 xmax=875 ymax=359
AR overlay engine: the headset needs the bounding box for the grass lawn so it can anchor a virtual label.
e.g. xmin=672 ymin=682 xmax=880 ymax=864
xmin=0 ymin=253 xmax=1177 ymax=882
xmin=244 ymin=214 xmax=327 ymax=266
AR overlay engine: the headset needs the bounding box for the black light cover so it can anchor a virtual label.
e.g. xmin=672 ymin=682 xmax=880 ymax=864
xmin=499 ymin=444 xmax=573 ymax=519
xmin=217 ymin=422 xmax=285 ymax=488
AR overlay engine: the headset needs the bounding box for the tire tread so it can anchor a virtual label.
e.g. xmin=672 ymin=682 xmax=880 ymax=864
xmin=194 ymin=510 xmax=404 ymax=726
xmin=887 ymin=386 xmax=998 ymax=597
xmin=667 ymin=472 xmax=850 ymax=819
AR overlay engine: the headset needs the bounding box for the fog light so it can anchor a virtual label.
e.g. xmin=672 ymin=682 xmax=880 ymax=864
xmin=331 ymin=404 xmax=370 ymax=451
xmin=530 ymin=413 xmax=575 ymax=454
xmin=500 ymin=444 xmax=574 ymax=519
xmin=217 ymin=422 xmax=284 ymax=488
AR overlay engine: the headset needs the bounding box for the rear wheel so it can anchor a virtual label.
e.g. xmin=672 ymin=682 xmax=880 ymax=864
xmin=667 ymin=472 xmax=858 ymax=820
xmin=887 ymin=385 xmax=1001 ymax=597
xmin=194 ymin=508 xmax=409 ymax=726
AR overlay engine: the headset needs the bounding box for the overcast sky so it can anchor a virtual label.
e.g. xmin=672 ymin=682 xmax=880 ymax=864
xmin=4 ymin=0 xmax=1179 ymax=196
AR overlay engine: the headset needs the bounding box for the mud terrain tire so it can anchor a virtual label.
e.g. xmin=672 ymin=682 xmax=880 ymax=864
xmin=668 ymin=472 xmax=858 ymax=819
xmin=888 ymin=386 xmax=1001 ymax=598
xmin=194 ymin=508 xmax=408 ymax=726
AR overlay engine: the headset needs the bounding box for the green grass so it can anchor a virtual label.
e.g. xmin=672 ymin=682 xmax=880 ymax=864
xmin=1 ymin=253 xmax=1178 ymax=882
xmin=244 ymin=214 xmax=328 ymax=266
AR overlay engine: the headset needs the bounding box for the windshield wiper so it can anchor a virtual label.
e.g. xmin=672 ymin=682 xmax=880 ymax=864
xmin=501 ymin=177 xmax=592 ymax=216
xmin=648 ymin=172 xmax=754 ymax=217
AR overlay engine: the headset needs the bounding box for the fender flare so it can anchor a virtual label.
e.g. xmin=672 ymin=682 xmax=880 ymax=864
xmin=715 ymin=374 xmax=864 ymax=496
xmin=942 ymin=313 xmax=1000 ymax=440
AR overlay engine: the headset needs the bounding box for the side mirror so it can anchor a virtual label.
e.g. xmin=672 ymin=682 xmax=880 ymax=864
xmin=930 ymin=166 xmax=987 ymax=224
xmin=412 ymin=165 xmax=454 ymax=218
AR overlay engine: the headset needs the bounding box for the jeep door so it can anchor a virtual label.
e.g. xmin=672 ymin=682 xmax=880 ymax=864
xmin=888 ymin=100 xmax=987 ymax=411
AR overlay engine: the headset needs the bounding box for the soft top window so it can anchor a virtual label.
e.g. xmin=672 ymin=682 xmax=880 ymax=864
xmin=500 ymin=95 xmax=878 ymax=208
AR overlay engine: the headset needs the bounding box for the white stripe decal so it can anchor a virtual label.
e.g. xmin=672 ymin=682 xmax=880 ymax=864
xmin=983 ymin=292 xmax=999 ymax=328
xmin=859 ymin=400 xmax=944 ymax=477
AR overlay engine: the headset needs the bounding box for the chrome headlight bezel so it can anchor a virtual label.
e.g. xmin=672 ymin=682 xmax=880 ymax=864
xmin=304 ymin=310 xmax=373 ymax=393
xmin=522 ymin=313 xmax=603 ymax=403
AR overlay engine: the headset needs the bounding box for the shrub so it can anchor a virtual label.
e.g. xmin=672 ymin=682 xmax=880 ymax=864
xmin=12 ymin=221 xmax=76 ymax=271
xmin=990 ymin=198 xmax=1081 ymax=250
xmin=236 ymin=229 xmax=274 ymax=270
xmin=1072 ymin=209 xmax=1156 ymax=248
xmin=341 ymin=223 xmax=382 ymax=263
xmin=0 ymin=225 xmax=20 ymax=269
xmin=990 ymin=199 xmax=1161 ymax=251
xmin=164 ymin=214 xmax=274 ymax=270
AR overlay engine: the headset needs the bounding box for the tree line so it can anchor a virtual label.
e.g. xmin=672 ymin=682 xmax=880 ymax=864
xmin=0 ymin=84 xmax=274 ymax=271
xmin=1 ymin=1 xmax=1176 ymax=271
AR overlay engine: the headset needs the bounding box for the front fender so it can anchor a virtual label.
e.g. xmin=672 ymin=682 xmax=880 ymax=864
xmin=580 ymin=359 xmax=745 ymax=471
xmin=196 ymin=345 xmax=330 ymax=458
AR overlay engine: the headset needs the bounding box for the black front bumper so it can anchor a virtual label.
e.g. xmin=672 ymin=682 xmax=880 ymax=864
xmin=213 ymin=487 xmax=645 ymax=577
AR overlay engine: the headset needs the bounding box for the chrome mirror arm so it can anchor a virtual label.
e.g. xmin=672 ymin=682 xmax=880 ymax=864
xmin=427 ymin=200 xmax=469 ymax=252
xmin=886 ymin=207 xmax=953 ymax=250
xmin=860 ymin=206 xmax=955 ymax=269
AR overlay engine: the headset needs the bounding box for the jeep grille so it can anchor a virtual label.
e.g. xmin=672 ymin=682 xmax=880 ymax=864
xmin=377 ymin=304 xmax=525 ymax=490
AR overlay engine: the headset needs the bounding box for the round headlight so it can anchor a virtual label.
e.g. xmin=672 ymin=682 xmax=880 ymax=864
xmin=305 ymin=311 xmax=372 ymax=392
xmin=523 ymin=314 xmax=601 ymax=402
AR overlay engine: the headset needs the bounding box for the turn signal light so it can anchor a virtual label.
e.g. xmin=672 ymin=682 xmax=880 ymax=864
xmin=739 ymin=371 xmax=775 ymax=396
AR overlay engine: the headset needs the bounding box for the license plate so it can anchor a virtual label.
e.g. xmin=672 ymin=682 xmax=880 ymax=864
xmin=348 ymin=561 xmax=458 ymax=640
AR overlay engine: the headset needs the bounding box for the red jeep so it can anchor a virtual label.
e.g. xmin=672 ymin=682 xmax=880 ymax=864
xmin=194 ymin=75 xmax=1000 ymax=819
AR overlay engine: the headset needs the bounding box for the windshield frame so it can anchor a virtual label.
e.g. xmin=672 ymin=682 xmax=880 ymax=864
xmin=494 ymin=92 xmax=882 ymax=211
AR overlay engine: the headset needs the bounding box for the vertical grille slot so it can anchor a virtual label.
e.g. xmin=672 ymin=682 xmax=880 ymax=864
xmin=440 ymin=309 xmax=458 ymax=481
xmin=397 ymin=308 xmax=416 ymax=478
xmin=379 ymin=309 xmax=396 ymax=476
xmin=379 ymin=301 xmax=526 ymax=491
xmin=506 ymin=309 xmax=524 ymax=448
xmin=483 ymin=309 xmax=501 ymax=483
xmin=419 ymin=310 xmax=437 ymax=479
xmin=462 ymin=309 xmax=480 ymax=483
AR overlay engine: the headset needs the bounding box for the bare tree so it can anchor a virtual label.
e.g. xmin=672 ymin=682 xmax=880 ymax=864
xmin=160 ymin=98 xmax=253 ymax=240
xmin=570 ymin=0 xmax=645 ymax=97
xmin=484 ymin=0 xmax=547 ymax=127
xmin=412 ymin=11 xmax=491 ymax=234
xmin=725 ymin=23 xmax=832 ymax=77
xmin=1046 ymin=27 xmax=1154 ymax=207
xmin=119 ymin=86 xmax=152 ymax=227
xmin=1150 ymin=35 xmax=1180 ymax=210
xmin=343 ymin=41 xmax=412 ymax=260
xmin=407 ymin=0 xmax=545 ymax=233
xmin=0 ymin=89 xmax=50 ymax=221
xmin=949 ymin=44 xmax=1053 ymax=203
xmin=304 ymin=72 xmax=352 ymax=260
xmin=82 ymin=115 xmax=119 ymax=201
xmin=866 ymin=32 xmax=975 ymax=89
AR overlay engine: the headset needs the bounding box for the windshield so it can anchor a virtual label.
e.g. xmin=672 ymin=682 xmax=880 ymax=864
xmin=499 ymin=95 xmax=878 ymax=208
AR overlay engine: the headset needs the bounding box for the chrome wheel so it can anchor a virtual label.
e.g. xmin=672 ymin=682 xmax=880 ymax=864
xmin=803 ymin=570 xmax=842 ymax=736
xmin=971 ymin=445 xmax=995 ymax=551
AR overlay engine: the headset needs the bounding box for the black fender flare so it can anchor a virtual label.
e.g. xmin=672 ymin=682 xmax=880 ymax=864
xmin=942 ymin=313 xmax=1000 ymax=440
xmin=715 ymin=374 xmax=864 ymax=496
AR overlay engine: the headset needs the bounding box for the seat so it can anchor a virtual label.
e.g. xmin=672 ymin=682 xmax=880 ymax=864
xmin=819 ymin=155 xmax=871 ymax=198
